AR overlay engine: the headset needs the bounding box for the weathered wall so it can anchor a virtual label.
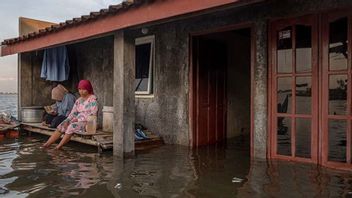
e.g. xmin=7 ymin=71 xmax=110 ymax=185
xmin=18 ymin=36 xmax=114 ymax=127
xmin=129 ymin=19 xmax=237 ymax=145
xmin=127 ymin=0 xmax=352 ymax=155
xmin=18 ymin=0 xmax=352 ymax=158
xmin=19 ymin=51 xmax=52 ymax=110
xmin=69 ymin=36 xmax=114 ymax=127
xmin=129 ymin=24 xmax=190 ymax=145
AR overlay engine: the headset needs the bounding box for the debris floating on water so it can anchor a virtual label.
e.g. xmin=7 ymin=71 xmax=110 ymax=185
xmin=232 ymin=177 xmax=244 ymax=183
xmin=114 ymin=183 xmax=122 ymax=189
xmin=0 ymin=187 xmax=9 ymax=194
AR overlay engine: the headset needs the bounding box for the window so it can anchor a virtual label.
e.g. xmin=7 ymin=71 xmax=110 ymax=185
xmin=135 ymin=35 xmax=154 ymax=95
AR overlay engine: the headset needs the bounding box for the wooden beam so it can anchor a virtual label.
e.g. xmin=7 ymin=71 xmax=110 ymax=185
xmin=113 ymin=31 xmax=135 ymax=157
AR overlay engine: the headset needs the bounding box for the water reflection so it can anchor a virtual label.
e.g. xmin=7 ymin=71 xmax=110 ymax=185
xmin=329 ymin=17 xmax=348 ymax=71
xmin=0 ymin=94 xmax=18 ymax=118
xmin=0 ymin=136 xmax=351 ymax=197
xmin=329 ymin=75 xmax=347 ymax=115
xmin=277 ymin=26 xmax=293 ymax=73
xmin=238 ymin=160 xmax=352 ymax=197
xmin=296 ymin=24 xmax=312 ymax=73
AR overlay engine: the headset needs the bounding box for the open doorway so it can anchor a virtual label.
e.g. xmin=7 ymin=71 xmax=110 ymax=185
xmin=191 ymin=28 xmax=252 ymax=147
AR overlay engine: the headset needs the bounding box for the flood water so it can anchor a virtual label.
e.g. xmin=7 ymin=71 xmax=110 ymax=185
xmin=1 ymin=134 xmax=352 ymax=197
xmin=1 ymin=94 xmax=352 ymax=197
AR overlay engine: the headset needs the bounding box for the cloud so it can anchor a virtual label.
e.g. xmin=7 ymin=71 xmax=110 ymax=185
xmin=0 ymin=0 xmax=123 ymax=40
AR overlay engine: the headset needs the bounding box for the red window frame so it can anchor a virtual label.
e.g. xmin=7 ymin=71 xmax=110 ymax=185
xmin=321 ymin=11 xmax=352 ymax=171
xmin=269 ymin=15 xmax=319 ymax=164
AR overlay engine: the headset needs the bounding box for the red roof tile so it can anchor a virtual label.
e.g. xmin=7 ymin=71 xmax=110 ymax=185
xmin=1 ymin=0 xmax=136 ymax=45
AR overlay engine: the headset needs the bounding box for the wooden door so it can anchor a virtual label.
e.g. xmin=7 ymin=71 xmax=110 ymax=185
xmin=192 ymin=37 xmax=227 ymax=146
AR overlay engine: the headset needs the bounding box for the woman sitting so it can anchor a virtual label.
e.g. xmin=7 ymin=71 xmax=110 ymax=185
xmin=43 ymin=80 xmax=98 ymax=150
xmin=43 ymin=84 xmax=76 ymax=128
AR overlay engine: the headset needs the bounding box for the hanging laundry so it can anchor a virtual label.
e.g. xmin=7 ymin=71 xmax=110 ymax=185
xmin=40 ymin=46 xmax=70 ymax=82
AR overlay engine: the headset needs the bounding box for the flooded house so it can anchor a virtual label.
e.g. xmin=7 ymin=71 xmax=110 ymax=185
xmin=1 ymin=0 xmax=352 ymax=171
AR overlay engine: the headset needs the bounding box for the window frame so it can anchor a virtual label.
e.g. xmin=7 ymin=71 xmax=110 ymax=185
xmin=135 ymin=35 xmax=155 ymax=96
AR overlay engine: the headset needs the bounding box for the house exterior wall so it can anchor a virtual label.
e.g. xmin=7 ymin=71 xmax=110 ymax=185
xmin=127 ymin=0 xmax=352 ymax=158
xmin=17 ymin=0 xmax=352 ymax=159
xmin=71 ymin=36 xmax=114 ymax=127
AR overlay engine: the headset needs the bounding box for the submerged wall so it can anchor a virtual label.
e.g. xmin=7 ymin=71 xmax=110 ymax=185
xmin=128 ymin=0 xmax=352 ymax=157
xmin=18 ymin=0 xmax=352 ymax=158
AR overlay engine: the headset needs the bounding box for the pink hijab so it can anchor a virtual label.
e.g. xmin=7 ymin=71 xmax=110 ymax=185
xmin=77 ymin=80 xmax=94 ymax=94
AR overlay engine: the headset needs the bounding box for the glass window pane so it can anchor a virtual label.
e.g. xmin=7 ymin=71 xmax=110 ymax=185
xmin=135 ymin=43 xmax=152 ymax=92
xmin=296 ymin=77 xmax=312 ymax=114
xmin=328 ymin=119 xmax=346 ymax=162
xmin=277 ymin=77 xmax=292 ymax=114
xmin=296 ymin=118 xmax=311 ymax=158
xmin=329 ymin=17 xmax=348 ymax=71
xmin=277 ymin=117 xmax=291 ymax=156
xmin=277 ymin=27 xmax=293 ymax=73
xmin=296 ymin=25 xmax=312 ymax=72
xmin=329 ymin=75 xmax=347 ymax=115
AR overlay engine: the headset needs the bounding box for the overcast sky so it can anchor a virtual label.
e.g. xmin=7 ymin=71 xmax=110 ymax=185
xmin=0 ymin=0 xmax=122 ymax=93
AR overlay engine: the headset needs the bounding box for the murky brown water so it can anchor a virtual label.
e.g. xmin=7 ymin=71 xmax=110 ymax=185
xmin=0 ymin=134 xmax=352 ymax=197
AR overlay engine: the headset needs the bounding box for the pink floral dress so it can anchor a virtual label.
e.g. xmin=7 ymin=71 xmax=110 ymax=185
xmin=57 ymin=95 xmax=98 ymax=135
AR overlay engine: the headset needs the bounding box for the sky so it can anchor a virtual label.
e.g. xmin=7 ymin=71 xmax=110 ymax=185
xmin=0 ymin=0 xmax=122 ymax=93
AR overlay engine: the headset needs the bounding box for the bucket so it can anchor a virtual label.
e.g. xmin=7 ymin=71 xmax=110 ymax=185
xmin=86 ymin=115 xmax=97 ymax=134
xmin=102 ymin=106 xmax=113 ymax=132
xmin=21 ymin=106 xmax=44 ymax=123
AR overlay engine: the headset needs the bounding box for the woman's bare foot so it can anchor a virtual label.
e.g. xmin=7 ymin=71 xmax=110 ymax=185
xmin=42 ymin=142 xmax=49 ymax=148
xmin=54 ymin=145 xmax=62 ymax=150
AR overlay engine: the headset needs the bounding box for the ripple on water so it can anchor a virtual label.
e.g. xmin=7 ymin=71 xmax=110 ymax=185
xmin=0 ymin=133 xmax=350 ymax=197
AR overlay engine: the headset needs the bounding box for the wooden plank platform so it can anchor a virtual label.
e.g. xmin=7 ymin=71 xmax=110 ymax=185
xmin=21 ymin=123 xmax=164 ymax=152
xmin=0 ymin=123 xmax=20 ymax=132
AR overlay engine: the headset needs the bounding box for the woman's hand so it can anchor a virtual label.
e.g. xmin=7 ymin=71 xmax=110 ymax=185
xmin=49 ymin=111 xmax=57 ymax=116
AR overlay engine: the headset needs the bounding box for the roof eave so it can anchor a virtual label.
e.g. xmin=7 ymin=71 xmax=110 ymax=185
xmin=1 ymin=0 xmax=263 ymax=56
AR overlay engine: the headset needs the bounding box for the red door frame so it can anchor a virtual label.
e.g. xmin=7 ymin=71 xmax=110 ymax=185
xmin=189 ymin=23 xmax=256 ymax=157
xmin=321 ymin=10 xmax=352 ymax=171
xmin=269 ymin=14 xmax=319 ymax=164
xmin=269 ymin=9 xmax=352 ymax=171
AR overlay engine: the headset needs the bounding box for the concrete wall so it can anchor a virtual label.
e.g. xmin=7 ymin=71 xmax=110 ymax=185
xmin=70 ymin=36 xmax=114 ymax=127
xmin=128 ymin=23 xmax=190 ymax=145
xmin=18 ymin=0 xmax=352 ymax=158
xmin=127 ymin=0 xmax=352 ymax=156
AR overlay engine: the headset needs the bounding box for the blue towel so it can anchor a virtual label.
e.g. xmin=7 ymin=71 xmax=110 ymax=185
xmin=41 ymin=46 xmax=70 ymax=82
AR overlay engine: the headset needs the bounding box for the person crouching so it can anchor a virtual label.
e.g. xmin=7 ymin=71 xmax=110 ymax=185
xmin=43 ymin=80 xmax=98 ymax=150
xmin=43 ymin=84 xmax=76 ymax=128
